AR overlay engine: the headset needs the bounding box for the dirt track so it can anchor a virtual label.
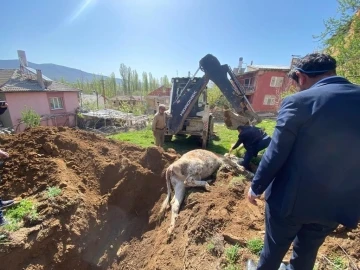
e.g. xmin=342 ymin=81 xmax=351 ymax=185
xmin=0 ymin=127 xmax=358 ymax=270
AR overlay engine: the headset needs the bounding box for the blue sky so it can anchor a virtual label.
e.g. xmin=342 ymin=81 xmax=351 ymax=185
xmin=1 ymin=0 xmax=339 ymax=79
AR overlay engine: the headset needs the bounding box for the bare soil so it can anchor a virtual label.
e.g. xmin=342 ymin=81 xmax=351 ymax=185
xmin=0 ymin=127 xmax=358 ymax=270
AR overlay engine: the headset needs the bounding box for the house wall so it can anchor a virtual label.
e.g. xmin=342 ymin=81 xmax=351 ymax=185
xmin=251 ymin=70 xmax=293 ymax=112
xmin=4 ymin=91 xmax=79 ymax=132
xmin=146 ymin=96 xmax=170 ymax=113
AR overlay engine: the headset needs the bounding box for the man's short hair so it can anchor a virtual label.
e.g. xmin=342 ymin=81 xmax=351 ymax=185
xmin=288 ymin=53 xmax=337 ymax=83
xmin=237 ymin=125 xmax=246 ymax=130
xmin=158 ymin=104 xmax=166 ymax=109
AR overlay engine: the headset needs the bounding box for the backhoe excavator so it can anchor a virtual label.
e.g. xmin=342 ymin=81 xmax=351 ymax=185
xmin=164 ymin=54 xmax=262 ymax=148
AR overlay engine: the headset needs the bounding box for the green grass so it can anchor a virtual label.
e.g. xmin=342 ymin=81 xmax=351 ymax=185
xmin=46 ymin=186 xmax=62 ymax=199
xmin=331 ymin=256 xmax=346 ymax=270
xmin=109 ymin=119 xmax=276 ymax=156
xmin=246 ymin=238 xmax=264 ymax=255
xmin=224 ymin=264 xmax=241 ymax=270
xmin=206 ymin=241 xmax=215 ymax=253
xmin=4 ymin=199 xmax=38 ymax=231
xmin=257 ymin=119 xmax=276 ymax=136
xmin=230 ymin=175 xmax=246 ymax=186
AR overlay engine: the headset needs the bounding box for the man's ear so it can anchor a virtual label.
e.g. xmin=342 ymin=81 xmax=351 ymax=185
xmin=296 ymin=72 xmax=307 ymax=86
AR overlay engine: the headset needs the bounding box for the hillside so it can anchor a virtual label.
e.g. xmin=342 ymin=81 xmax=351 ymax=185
xmin=0 ymin=60 xmax=121 ymax=84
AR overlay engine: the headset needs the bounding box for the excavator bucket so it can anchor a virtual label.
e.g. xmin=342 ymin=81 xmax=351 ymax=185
xmin=223 ymin=105 xmax=261 ymax=130
xmin=223 ymin=108 xmax=251 ymax=129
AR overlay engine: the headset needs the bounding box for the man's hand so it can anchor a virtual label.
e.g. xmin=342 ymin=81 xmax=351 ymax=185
xmin=247 ymin=187 xmax=260 ymax=206
xmin=0 ymin=149 xmax=9 ymax=159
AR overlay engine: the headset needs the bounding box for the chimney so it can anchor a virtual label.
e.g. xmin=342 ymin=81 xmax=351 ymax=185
xmin=36 ymin=69 xmax=45 ymax=89
xmin=290 ymin=55 xmax=301 ymax=68
xmin=17 ymin=50 xmax=28 ymax=72
xmin=238 ymin=57 xmax=243 ymax=70
xmin=250 ymin=60 xmax=253 ymax=65
xmin=188 ymin=71 xmax=191 ymax=77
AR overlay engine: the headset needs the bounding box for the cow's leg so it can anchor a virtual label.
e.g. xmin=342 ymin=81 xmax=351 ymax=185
xmin=168 ymin=181 xmax=186 ymax=235
xmin=184 ymin=175 xmax=211 ymax=191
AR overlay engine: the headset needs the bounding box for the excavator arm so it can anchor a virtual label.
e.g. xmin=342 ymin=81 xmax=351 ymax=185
xmin=199 ymin=54 xmax=261 ymax=129
xmin=166 ymin=54 xmax=261 ymax=135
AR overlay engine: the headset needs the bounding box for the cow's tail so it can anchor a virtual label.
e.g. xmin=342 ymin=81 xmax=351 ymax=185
xmin=158 ymin=165 xmax=172 ymax=218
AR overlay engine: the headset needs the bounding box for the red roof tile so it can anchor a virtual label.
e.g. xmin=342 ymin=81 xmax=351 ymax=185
xmin=147 ymin=86 xmax=171 ymax=97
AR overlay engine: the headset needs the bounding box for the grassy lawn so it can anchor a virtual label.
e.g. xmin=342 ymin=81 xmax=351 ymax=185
xmin=109 ymin=119 xmax=276 ymax=155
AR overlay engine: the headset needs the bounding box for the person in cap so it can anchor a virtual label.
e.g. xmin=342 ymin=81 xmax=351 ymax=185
xmin=152 ymin=104 xmax=167 ymax=147
xmin=247 ymin=52 xmax=360 ymax=270
xmin=229 ymin=125 xmax=271 ymax=171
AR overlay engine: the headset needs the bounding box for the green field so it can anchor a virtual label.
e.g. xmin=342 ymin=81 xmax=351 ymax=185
xmin=110 ymin=119 xmax=276 ymax=156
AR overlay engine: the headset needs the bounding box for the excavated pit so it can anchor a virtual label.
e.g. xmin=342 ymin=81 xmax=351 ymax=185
xmin=0 ymin=127 xmax=358 ymax=270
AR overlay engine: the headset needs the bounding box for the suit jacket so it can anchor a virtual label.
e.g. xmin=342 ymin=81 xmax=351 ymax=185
xmin=251 ymin=76 xmax=360 ymax=228
xmin=232 ymin=126 xmax=269 ymax=151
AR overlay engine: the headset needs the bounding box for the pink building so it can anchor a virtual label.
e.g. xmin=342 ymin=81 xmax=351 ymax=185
xmin=0 ymin=69 xmax=80 ymax=132
xmin=236 ymin=66 xmax=293 ymax=112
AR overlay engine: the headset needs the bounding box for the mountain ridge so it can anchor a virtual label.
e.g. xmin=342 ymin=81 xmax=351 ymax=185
xmin=0 ymin=59 xmax=121 ymax=84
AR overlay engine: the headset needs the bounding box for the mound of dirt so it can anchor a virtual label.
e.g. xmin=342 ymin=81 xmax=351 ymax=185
xmin=0 ymin=127 xmax=178 ymax=270
xmin=0 ymin=127 xmax=359 ymax=270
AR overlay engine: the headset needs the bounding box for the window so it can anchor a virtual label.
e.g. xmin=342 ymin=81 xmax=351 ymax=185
xmin=49 ymin=97 xmax=64 ymax=110
xmin=270 ymin=76 xmax=284 ymax=87
xmin=244 ymin=78 xmax=252 ymax=86
xmin=263 ymin=95 xmax=276 ymax=106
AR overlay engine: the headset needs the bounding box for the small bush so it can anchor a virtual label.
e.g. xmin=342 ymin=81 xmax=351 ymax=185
xmin=206 ymin=234 xmax=225 ymax=256
xmin=225 ymin=244 xmax=241 ymax=265
xmin=247 ymin=238 xmax=264 ymax=255
xmin=21 ymin=106 xmax=41 ymax=128
xmin=4 ymin=199 xmax=38 ymax=231
xmin=46 ymin=186 xmax=62 ymax=199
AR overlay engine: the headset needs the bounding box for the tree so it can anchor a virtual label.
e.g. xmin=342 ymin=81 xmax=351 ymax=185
xmin=110 ymin=72 xmax=117 ymax=97
xmin=160 ymin=75 xmax=171 ymax=87
xmin=207 ymin=85 xmax=230 ymax=109
xmin=142 ymin=71 xmax=149 ymax=93
xmin=148 ymin=72 xmax=154 ymax=90
xmin=316 ymin=0 xmax=360 ymax=83
xmin=127 ymin=67 xmax=132 ymax=94
xmin=119 ymin=63 xmax=128 ymax=94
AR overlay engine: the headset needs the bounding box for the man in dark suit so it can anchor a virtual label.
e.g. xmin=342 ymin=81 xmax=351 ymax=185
xmin=229 ymin=125 xmax=271 ymax=171
xmin=247 ymin=53 xmax=360 ymax=270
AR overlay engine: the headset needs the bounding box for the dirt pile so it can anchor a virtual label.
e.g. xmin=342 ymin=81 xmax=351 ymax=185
xmin=0 ymin=127 xmax=178 ymax=270
xmin=0 ymin=127 xmax=359 ymax=270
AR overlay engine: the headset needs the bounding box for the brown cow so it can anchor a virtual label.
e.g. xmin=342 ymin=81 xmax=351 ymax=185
xmin=159 ymin=149 xmax=254 ymax=235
